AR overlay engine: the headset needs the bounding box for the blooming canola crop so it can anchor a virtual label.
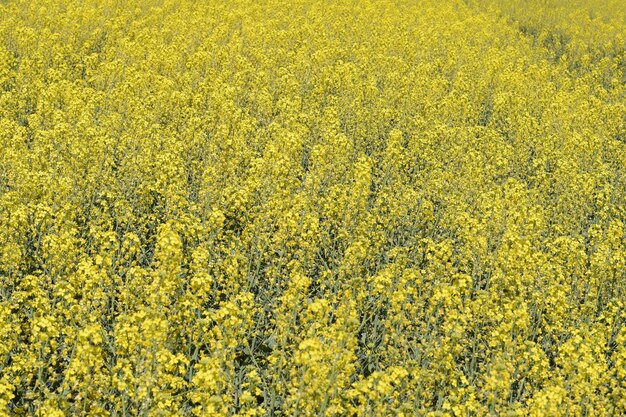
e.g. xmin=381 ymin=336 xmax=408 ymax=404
xmin=1 ymin=0 xmax=626 ymax=416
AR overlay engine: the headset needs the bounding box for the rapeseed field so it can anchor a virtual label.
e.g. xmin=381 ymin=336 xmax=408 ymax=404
xmin=1 ymin=0 xmax=626 ymax=415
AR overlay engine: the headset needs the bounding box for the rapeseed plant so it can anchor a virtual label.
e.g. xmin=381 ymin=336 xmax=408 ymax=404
xmin=1 ymin=0 xmax=625 ymax=415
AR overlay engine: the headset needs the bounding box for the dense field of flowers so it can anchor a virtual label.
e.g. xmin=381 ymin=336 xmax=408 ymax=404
xmin=1 ymin=0 xmax=626 ymax=415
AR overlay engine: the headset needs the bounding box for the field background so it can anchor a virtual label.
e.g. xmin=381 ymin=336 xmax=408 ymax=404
xmin=1 ymin=0 xmax=626 ymax=416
